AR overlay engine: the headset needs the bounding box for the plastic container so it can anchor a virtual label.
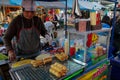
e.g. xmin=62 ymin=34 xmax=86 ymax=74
xmin=70 ymin=46 xmax=75 ymax=56
xmin=64 ymin=39 xmax=69 ymax=55
xmin=90 ymin=10 xmax=96 ymax=26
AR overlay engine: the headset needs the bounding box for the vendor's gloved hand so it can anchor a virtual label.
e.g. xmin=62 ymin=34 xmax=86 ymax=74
xmin=45 ymin=34 xmax=52 ymax=45
xmin=8 ymin=50 xmax=16 ymax=61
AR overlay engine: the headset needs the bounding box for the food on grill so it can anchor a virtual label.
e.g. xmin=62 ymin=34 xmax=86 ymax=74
xmin=35 ymin=53 xmax=51 ymax=60
xmin=54 ymin=62 xmax=67 ymax=72
xmin=43 ymin=56 xmax=52 ymax=64
xmin=49 ymin=62 xmax=67 ymax=78
xmin=51 ymin=65 xmax=61 ymax=73
xmin=31 ymin=56 xmax=52 ymax=67
xmin=49 ymin=68 xmax=61 ymax=78
xmin=11 ymin=59 xmax=32 ymax=68
xmin=55 ymin=52 xmax=68 ymax=61
xmin=31 ymin=60 xmax=43 ymax=67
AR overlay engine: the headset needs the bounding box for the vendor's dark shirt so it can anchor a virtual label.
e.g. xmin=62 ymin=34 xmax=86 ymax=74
xmin=3 ymin=14 xmax=47 ymax=52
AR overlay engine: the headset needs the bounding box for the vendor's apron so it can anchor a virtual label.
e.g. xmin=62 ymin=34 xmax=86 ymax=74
xmin=16 ymin=18 xmax=40 ymax=59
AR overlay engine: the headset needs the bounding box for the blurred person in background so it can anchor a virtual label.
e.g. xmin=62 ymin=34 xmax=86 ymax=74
xmin=110 ymin=11 xmax=120 ymax=26
xmin=101 ymin=15 xmax=111 ymax=29
xmin=41 ymin=9 xmax=47 ymax=22
xmin=113 ymin=16 xmax=120 ymax=56
xmin=3 ymin=15 xmax=12 ymax=30
xmin=5 ymin=15 xmax=11 ymax=24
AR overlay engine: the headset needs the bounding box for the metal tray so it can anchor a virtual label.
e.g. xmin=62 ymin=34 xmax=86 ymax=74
xmin=9 ymin=57 xmax=86 ymax=80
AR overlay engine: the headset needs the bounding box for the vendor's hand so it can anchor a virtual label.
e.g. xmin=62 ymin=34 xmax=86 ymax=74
xmin=8 ymin=50 xmax=16 ymax=61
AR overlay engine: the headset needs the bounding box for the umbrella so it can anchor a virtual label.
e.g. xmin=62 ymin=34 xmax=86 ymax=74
xmin=72 ymin=0 xmax=82 ymax=18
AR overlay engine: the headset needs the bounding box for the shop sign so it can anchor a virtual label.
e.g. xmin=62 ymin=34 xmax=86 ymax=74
xmin=92 ymin=64 xmax=107 ymax=79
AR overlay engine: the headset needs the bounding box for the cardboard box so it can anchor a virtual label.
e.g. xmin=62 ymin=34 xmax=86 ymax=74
xmin=77 ymin=19 xmax=91 ymax=32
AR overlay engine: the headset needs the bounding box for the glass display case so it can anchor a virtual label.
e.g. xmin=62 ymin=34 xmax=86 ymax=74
xmin=68 ymin=28 xmax=111 ymax=68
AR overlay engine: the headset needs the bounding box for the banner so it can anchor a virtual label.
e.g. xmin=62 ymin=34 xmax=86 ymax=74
xmin=77 ymin=61 xmax=108 ymax=80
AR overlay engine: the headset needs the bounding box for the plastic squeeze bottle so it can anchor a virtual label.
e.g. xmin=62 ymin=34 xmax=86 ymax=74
xmin=64 ymin=39 xmax=69 ymax=55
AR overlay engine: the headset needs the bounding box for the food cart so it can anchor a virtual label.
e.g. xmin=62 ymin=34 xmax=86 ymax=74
xmin=0 ymin=0 xmax=115 ymax=80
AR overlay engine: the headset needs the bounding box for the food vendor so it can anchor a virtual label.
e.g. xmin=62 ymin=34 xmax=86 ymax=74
xmin=3 ymin=0 xmax=50 ymax=61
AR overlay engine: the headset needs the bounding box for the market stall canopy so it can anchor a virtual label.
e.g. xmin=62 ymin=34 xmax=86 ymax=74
xmin=36 ymin=1 xmax=66 ymax=8
xmin=67 ymin=0 xmax=105 ymax=10
xmin=35 ymin=0 xmax=65 ymax=1
xmin=6 ymin=0 xmax=66 ymax=9
xmin=0 ymin=0 xmax=20 ymax=6
xmin=67 ymin=0 xmax=87 ymax=10
xmin=91 ymin=2 xmax=105 ymax=10
xmin=10 ymin=0 xmax=22 ymax=6
xmin=78 ymin=1 xmax=105 ymax=10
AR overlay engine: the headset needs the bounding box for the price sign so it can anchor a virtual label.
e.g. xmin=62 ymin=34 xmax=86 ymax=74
xmin=87 ymin=33 xmax=98 ymax=47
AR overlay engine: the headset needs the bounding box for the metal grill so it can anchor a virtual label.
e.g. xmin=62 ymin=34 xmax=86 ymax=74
xmin=9 ymin=65 xmax=53 ymax=80
xmin=9 ymin=58 xmax=86 ymax=80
